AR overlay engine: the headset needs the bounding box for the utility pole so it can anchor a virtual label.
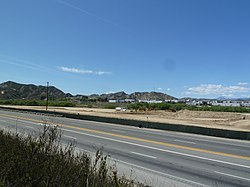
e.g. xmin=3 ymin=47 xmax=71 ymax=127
xmin=46 ymin=82 xmax=49 ymax=110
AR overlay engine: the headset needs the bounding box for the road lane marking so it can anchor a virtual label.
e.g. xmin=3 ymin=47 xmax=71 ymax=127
xmin=174 ymin=139 xmax=196 ymax=144
xmin=130 ymin=151 xmax=157 ymax=159
xmin=214 ymin=171 xmax=250 ymax=181
xmin=62 ymin=142 xmax=208 ymax=187
xmin=111 ymin=158 xmax=209 ymax=187
xmin=63 ymin=128 xmax=250 ymax=169
xmin=63 ymin=135 xmax=77 ymax=140
xmin=0 ymin=116 xmax=55 ymax=127
xmin=1 ymin=113 xmax=250 ymax=162
xmin=81 ymin=114 xmax=250 ymax=147
xmin=25 ymin=126 xmax=34 ymax=129
xmin=65 ymin=116 xmax=250 ymax=147
xmin=61 ymin=124 xmax=250 ymax=161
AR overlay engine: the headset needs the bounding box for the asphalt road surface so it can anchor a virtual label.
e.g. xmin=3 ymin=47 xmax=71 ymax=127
xmin=0 ymin=109 xmax=250 ymax=187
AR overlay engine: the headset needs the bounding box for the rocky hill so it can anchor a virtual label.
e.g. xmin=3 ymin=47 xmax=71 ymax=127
xmin=0 ymin=81 xmax=67 ymax=100
xmin=100 ymin=91 xmax=129 ymax=100
xmin=129 ymin=91 xmax=176 ymax=100
xmin=90 ymin=91 xmax=176 ymax=101
xmin=0 ymin=81 xmax=176 ymax=101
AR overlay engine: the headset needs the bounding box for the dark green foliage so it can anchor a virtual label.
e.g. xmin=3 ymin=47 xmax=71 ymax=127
xmin=127 ymin=103 xmax=147 ymax=111
xmin=190 ymin=106 xmax=250 ymax=113
xmin=0 ymin=99 xmax=43 ymax=106
xmin=128 ymin=102 xmax=186 ymax=112
xmin=104 ymin=103 xmax=117 ymax=109
xmin=0 ymin=100 xmax=76 ymax=107
xmin=0 ymin=127 xmax=146 ymax=187
xmin=78 ymin=101 xmax=128 ymax=109
xmin=128 ymin=102 xmax=250 ymax=113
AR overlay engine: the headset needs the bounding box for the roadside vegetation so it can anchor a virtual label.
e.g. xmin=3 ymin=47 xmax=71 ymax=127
xmin=127 ymin=102 xmax=250 ymax=113
xmin=0 ymin=99 xmax=75 ymax=107
xmin=0 ymin=99 xmax=250 ymax=113
xmin=0 ymin=127 xmax=146 ymax=187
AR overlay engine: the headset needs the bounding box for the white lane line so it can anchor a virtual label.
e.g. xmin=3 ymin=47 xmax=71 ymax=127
xmin=111 ymin=158 xmax=209 ymax=187
xmin=214 ymin=171 xmax=250 ymax=181
xmin=1 ymin=115 xmax=249 ymax=168
xmin=0 ymin=116 xmax=44 ymax=126
xmin=2 ymin=114 xmax=250 ymax=148
xmin=62 ymin=142 xmax=208 ymax=186
xmin=75 ymin=117 xmax=250 ymax=148
xmin=130 ymin=151 xmax=157 ymax=159
xmin=111 ymin=129 xmax=125 ymax=133
xmin=25 ymin=126 xmax=34 ymax=129
xmin=62 ymin=128 xmax=250 ymax=169
xmin=0 ymin=116 xmax=58 ymax=128
xmin=174 ymin=139 xmax=196 ymax=144
xmin=143 ymin=129 xmax=250 ymax=148
xmin=64 ymin=135 xmax=77 ymax=140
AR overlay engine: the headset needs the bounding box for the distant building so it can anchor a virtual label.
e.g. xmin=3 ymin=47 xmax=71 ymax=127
xmin=138 ymin=100 xmax=163 ymax=104
xmin=211 ymin=100 xmax=240 ymax=107
xmin=165 ymin=99 xmax=179 ymax=103
xmin=108 ymin=99 xmax=125 ymax=103
xmin=125 ymin=99 xmax=135 ymax=103
xmin=241 ymin=102 xmax=250 ymax=107
xmin=108 ymin=99 xmax=118 ymax=103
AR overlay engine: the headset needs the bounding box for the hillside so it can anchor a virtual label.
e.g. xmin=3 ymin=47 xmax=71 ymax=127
xmin=0 ymin=81 xmax=67 ymax=100
xmin=90 ymin=91 xmax=176 ymax=101
xmin=100 ymin=91 xmax=129 ymax=100
xmin=130 ymin=91 xmax=176 ymax=100
xmin=0 ymin=81 xmax=176 ymax=101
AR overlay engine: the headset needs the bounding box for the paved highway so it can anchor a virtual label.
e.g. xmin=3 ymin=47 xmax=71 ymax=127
xmin=0 ymin=109 xmax=250 ymax=187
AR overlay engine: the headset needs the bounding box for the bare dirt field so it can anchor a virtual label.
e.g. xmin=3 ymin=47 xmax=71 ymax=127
xmin=2 ymin=105 xmax=250 ymax=132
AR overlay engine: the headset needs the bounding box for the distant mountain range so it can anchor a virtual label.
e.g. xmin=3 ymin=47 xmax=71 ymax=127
xmin=0 ymin=81 xmax=176 ymax=101
xmin=92 ymin=91 xmax=176 ymax=101
xmin=217 ymin=97 xmax=250 ymax=101
xmin=0 ymin=81 xmax=69 ymax=100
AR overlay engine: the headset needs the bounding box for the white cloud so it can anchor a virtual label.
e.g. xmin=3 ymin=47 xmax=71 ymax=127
xmin=187 ymin=84 xmax=250 ymax=96
xmin=59 ymin=67 xmax=111 ymax=75
xmin=238 ymin=82 xmax=249 ymax=86
xmin=156 ymin=87 xmax=171 ymax=91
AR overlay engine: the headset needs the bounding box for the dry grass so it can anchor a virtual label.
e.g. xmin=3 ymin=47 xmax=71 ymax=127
xmin=0 ymin=126 xmax=148 ymax=187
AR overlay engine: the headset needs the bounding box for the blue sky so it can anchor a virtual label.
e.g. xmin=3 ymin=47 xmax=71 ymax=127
xmin=0 ymin=0 xmax=250 ymax=98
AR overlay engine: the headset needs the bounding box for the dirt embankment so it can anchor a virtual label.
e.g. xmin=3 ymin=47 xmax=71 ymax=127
xmin=1 ymin=105 xmax=250 ymax=132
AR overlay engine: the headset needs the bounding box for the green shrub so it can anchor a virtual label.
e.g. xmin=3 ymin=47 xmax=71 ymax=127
xmin=0 ymin=127 xmax=146 ymax=187
xmin=0 ymin=99 xmax=76 ymax=107
xmin=104 ymin=103 xmax=116 ymax=109
xmin=127 ymin=102 xmax=250 ymax=113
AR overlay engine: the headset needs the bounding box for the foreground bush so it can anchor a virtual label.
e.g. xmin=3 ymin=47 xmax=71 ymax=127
xmin=0 ymin=127 xmax=146 ymax=187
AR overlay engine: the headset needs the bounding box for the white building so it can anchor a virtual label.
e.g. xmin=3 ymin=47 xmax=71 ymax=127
xmin=138 ymin=100 xmax=163 ymax=103
xmin=108 ymin=99 xmax=118 ymax=103
xmin=125 ymin=99 xmax=135 ymax=103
